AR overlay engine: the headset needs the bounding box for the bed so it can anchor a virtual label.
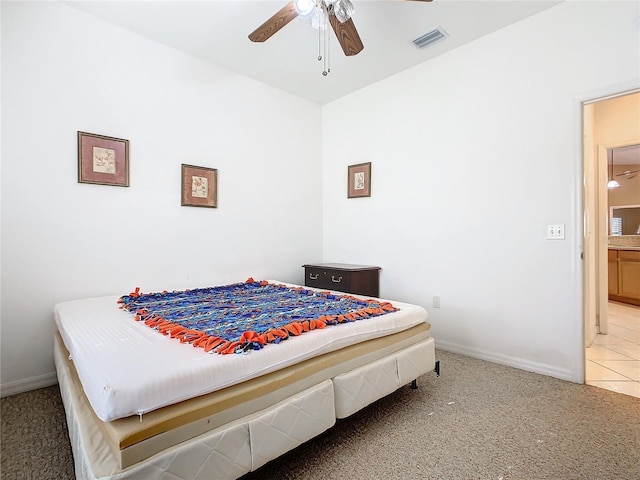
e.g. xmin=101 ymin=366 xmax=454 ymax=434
xmin=54 ymin=279 xmax=436 ymax=480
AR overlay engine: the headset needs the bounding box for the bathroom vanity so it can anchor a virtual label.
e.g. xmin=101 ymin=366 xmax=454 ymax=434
xmin=608 ymin=246 xmax=640 ymax=306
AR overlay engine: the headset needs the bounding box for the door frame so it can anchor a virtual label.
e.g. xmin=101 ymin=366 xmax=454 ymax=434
xmin=581 ymin=86 xmax=640 ymax=365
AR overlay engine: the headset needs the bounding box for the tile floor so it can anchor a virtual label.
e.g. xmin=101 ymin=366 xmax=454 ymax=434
xmin=586 ymin=301 xmax=640 ymax=398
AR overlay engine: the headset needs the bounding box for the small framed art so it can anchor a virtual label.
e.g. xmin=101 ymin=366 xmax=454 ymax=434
xmin=77 ymin=131 xmax=129 ymax=187
xmin=181 ymin=164 xmax=218 ymax=208
xmin=347 ymin=162 xmax=371 ymax=198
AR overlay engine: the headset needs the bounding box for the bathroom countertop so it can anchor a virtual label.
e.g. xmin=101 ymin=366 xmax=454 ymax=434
xmin=608 ymin=245 xmax=640 ymax=251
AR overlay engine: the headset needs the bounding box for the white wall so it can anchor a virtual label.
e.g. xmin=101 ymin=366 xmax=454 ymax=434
xmin=322 ymin=1 xmax=640 ymax=381
xmin=0 ymin=1 xmax=322 ymax=393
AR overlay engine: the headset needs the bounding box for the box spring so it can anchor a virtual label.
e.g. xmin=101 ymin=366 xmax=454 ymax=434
xmin=55 ymin=324 xmax=434 ymax=479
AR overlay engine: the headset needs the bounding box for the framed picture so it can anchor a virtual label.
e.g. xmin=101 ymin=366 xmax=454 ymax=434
xmin=347 ymin=162 xmax=371 ymax=198
xmin=77 ymin=131 xmax=129 ymax=187
xmin=181 ymin=164 xmax=218 ymax=208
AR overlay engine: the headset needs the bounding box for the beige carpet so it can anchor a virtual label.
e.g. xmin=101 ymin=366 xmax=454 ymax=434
xmin=2 ymin=350 xmax=639 ymax=480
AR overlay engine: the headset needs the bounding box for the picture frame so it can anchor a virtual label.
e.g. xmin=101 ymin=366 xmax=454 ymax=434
xmin=181 ymin=164 xmax=218 ymax=208
xmin=77 ymin=131 xmax=129 ymax=187
xmin=347 ymin=162 xmax=371 ymax=198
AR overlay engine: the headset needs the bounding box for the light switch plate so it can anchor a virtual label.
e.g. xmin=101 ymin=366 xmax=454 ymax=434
xmin=547 ymin=224 xmax=565 ymax=240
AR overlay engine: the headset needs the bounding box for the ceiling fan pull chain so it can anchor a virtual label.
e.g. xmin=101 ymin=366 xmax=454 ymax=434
xmin=317 ymin=11 xmax=322 ymax=61
xmin=327 ymin=17 xmax=331 ymax=75
xmin=323 ymin=15 xmax=330 ymax=76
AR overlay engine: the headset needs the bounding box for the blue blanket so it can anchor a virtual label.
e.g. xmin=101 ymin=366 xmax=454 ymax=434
xmin=118 ymin=279 xmax=398 ymax=354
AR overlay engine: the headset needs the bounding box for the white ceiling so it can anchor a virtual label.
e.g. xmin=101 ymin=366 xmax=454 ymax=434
xmin=65 ymin=0 xmax=562 ymax=104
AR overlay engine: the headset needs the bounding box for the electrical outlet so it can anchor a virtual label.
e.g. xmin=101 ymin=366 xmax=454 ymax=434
xmin=433 ymin=295 xmax=441 ymax=308
xmin=546 ymin=224 xmax=565 ymax=240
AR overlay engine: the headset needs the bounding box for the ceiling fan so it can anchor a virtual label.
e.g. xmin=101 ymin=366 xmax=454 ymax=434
xmin=249 ymin=0 xmax=434 ymax=58
xmin=615 ymin=169 xmax=640 ymax=180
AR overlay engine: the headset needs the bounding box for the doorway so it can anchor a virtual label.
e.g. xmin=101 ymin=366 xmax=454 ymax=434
xmin=583 ymin=91 xmax=640 ymax=398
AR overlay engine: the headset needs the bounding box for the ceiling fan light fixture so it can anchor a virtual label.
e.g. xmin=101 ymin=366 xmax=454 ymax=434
xmin=334 ymin=0 xmax=355 ymax=23
xmin=294 ymin=0 xmax=316 ymax=16
xmin=608 ymin=149 xmax=620 ymax=189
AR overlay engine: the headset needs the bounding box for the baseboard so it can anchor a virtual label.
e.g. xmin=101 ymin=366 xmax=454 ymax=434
xmin=435 ymin=340 xmax=575 ymax=382
xmin=0 ymin=372 xmax=58 ymax=398
xmin=609 ymin=294 xmax=640 ymax=307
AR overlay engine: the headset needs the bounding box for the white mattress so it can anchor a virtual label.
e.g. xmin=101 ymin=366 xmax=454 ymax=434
xmin=54 ymin=281 xmax=428 ymax=422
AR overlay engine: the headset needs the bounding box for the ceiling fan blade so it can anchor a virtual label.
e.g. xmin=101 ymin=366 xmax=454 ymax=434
xmin=249 ymin=1 xmax=299 ymax=43
xmin=328 ymin=15 xmax=364 ymax=56
xmin=615 ymin=169 xmax=640 ymax=177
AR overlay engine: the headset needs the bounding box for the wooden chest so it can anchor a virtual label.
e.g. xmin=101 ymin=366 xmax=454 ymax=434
xmin=302 ymin=263 xmax=381 ymax=297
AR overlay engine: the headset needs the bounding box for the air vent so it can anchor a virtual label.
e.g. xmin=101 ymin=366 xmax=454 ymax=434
xmin=413 ymin=28 xmax=446 ymax=49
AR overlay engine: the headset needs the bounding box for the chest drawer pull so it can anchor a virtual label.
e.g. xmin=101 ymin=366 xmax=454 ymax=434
xmin=309 ymin=273 xmax=319 ymax=280
xmin=331 ymin=275 xmax=343 ymax=283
